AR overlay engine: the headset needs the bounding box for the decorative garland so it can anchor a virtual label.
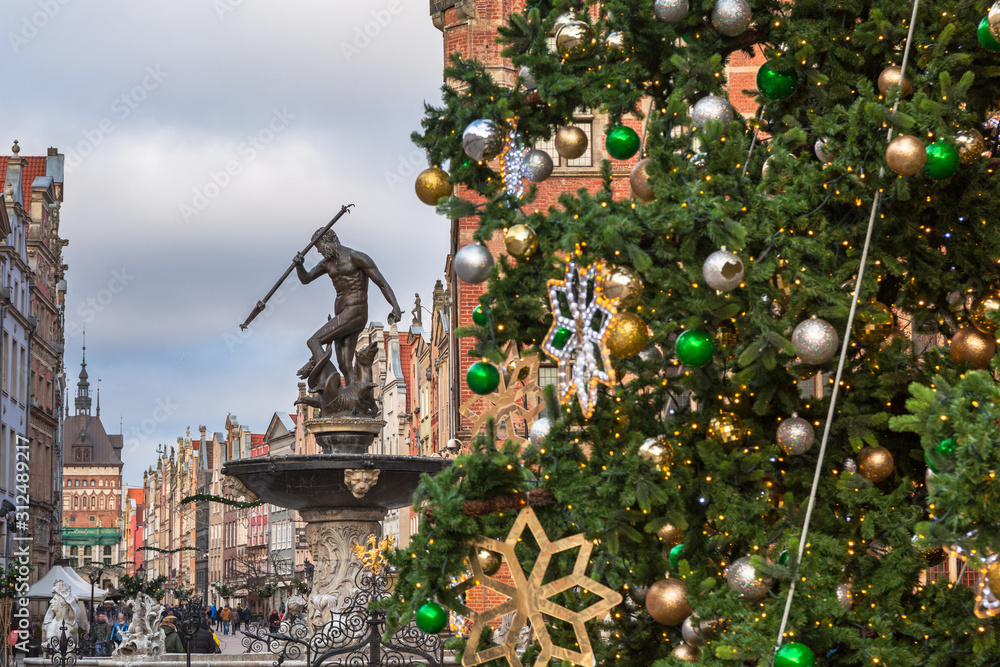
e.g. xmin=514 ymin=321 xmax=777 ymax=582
xmin=423 ymin=488 xmax=555 ymax=523
xmin=139 ymin=546 xmax=199 ymax=555
xmin=180 ymin=493 xmax=264 ymax=509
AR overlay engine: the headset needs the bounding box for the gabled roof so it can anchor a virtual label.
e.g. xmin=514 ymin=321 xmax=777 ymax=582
xmin=0 ymin=156 xmax=46 ymax=207
xmin=64 ymin=414 xmax=124 ymax=467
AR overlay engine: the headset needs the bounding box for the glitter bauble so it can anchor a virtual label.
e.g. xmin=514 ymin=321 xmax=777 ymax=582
xmin=654 ymin=0 xmax=690 ymax=22
xmin=836 ymin=583 xmax=853 ymax=610
xmin=555 ymin=21 xmax=597 ymax=60
xmin=474 ymin=547 xmax=503 ymax=576
xmin=415 ymin=601 xmax=448 ymax=634
xmin=714 ymin=320 xmax=739 ymax=355
xmin=682 ymin=616 xmax=721 ymax=646
xmin=777 ymin=414 xmax=815 ymax=455
xmin=923 ymin=140 xmax=960 ymax=180
xmin=638 ymin=436 xmax=673 ymax=469
xmin=956 ymin=128 xmax=986 ymax=163
xmin=606 ymin=30 xmax=625 ymax=52
xmin=606 ymin=125 xmax=641 ymax=160
xmin=638 ymin=344 xmax=663 ymax=363
xmin=466 ymin=361 xmax=500 ymax=395
xmin=707 ymin=412 xmax=745 ymax=448
xmin=528 ymin=418 xmax=552 ymax=447
xmin=886 ymin=134 xmax=926 ymax=176
xmin=676 ymin=329 xmax=714 ymax=368
xmin=844 ymin=458 xmax=857 ymax=474
xmin=671 ymin=643 xmax=699 ymax=662
xmin=691 ymin=95 xmax=734 ymax=128
xmin=462 ymin=119 xmax=503 ymax=162
xmin=857 ymin=445 xmax=894 ymax=482
xmin=702 ymin=249 xmax=745 ymax=292
xmin=756 ymin=61 xmax=799 ymax=100
xmin=472 ymin=305 xmax=488 ymax=327
xmin=950 ymin=326 xmax=996 ymax=369
xmin=521 ymin=149 xmax=554 ymax=183
xmin=503 ymin=224 xmax=538 ymax=260
xmin=711 ymin=0 xmax=751 ymax=36
xmin=877 ymin=65 xmax=913 ymax=98
xmin=608 ymin=312 xmax=650 ymax=358
xmin=646 ymin=578 xmax=691 ymax=625
xmin=454 ymin=244 xmax=494 ymax=284
xmin=774 ymin=642 xmax=816 ymax=667
xmin=415 ymin=166 xmax=453 ymax=206
xmin=972 ymin=289 xmax=1000 ymax=333
xmin=603 ymin=266 xmax=643 ymax=308
xmin=814 ymin=137 xmax=833 ymax=163
xmin=726 ymin=556 xmax=769 ymax=601
xmin=555 ymin=126 xmax=588 ymax=159
xmin=979 ymin=17 xmax=1000 ymax=50
xmin=853 ymin=301 xmax=894 ymax=345
xmin=630 ymin=157 xmax=656 ymax=201
xmin=792 ymin=317 xmax=839 ymax=365
xmin=657 ymin=522 xmax=684 ymax=547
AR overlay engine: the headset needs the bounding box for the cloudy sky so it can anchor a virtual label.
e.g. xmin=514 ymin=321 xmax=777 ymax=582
xmin=1 ymin=0 xmax=449 ymax=486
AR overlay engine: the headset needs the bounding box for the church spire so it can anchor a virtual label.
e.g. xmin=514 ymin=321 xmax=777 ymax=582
xmin=75 ymin=343 xmax=92 ymax=416
xmin=96 ymin=378 xmax=101 ymax=418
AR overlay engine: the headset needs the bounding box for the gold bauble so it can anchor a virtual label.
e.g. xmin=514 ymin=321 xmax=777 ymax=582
xmin=707 ymin=412 xmax=746 ymax=448
xmin=414 ymin=166 xmax=453 ymax=206
xmin=474 ymin=547 xmax=503 ymax=576
xmin=503 ymin=224 xmax=538 ymax=260
xmin=552 ymin=11 xmax=577 ymax=35
xmin=986 ymin=559 xmax=1000 ymax=586
xmin=714 ymin=320 xmax=739 ymax=355
xmin=629 ymin=157 xmax=656 ymax=202
xmin=608 ymin=312 xmax=649 ymax=358
xmin=956 ymin=129 xmax=986 ymax=164
xmin=657 ymin=522 xmax=684 ymax=547
xmin=602 ymin=266 xmax=643 ymax=308
xmin=857 ymin=445 xmax=894 ymax=483
xmin=638 ymin=437 xmax=674 ymax=470
xmin=853 ymin=301 xmax=894 ymax=345
xmin=950 ymin=326 xmax=996 ymax=369
xmin=877 ymin=65 xmax=913 ymax=98
xmin=554 ymin=126 xmax=588 ymax=159
xmin=886 ymin=134 xmax=927 ymax=176
xmin=646 ymin=578 xmax=691 ymax=626
xmin=555 ymin=21 xmax=597 ymax=61
xmin=670 ymin=643 xmax=699 ymax=663
xmin=971 ymin=289 xmax=1000 ymax=334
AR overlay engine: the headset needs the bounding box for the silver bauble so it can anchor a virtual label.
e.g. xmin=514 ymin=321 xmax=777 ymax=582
xmin=777 ymin=414 xmax=815 ymax=455
xmin=792 ymin=316 xmax=839 ymax=365
xmin=815 ymin=137 xmax=833 ymax=163
xmin=681 ymin=616 xmax=720 ymax=646
xmin=454 ymin=244 xmax=494 ymax=284
xmin=553 ymin=11 xmax=577 ymax=35
xmin=726 ymin=556 xmax=770 ymax=601
xmin=606 ymin=31 xmax=625 ymax=52
xmin=519 ymin=65 xmax=537 ymax=92
xmin=836 ymin=583 xmax=853 ymax=609
xmin=528 ymin=417 xmax=552 ymax=447
xmin=462 ymin=119 xmax=503 ymax=162
xmin=691 ymin=95 xmax=734 ymax=128
xmin=522 ymin=149 xmax=554 ymax=183
xmin=638 ymin=344 xmax=663 ymax=363
xmin=711 ymin=0 xmax=752 ymax=36
xmin=654 ymin=0 xmax=690 ymax=23
xmin=638 ymin=437 xmax=672 ymax=466
xmin=702 ymin=249 xmax=745 ymax=292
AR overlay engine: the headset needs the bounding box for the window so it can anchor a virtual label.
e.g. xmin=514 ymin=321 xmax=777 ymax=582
xmin=104 ymin=545 xmax=112 ymax=556
xmin=73 ymin=496 xmax=78 ymax=508
xmin=70 ymin=546 xmax=78 ymax=556
xmin=539 ymin=365 xmax=558 ymax=389
xmin=84 ymin=546 xmax=91 ymax=557
xmin=90 ymin=496 xmax=95 ymax=508
xmin=75 ymin=450 xmax=81 ymax=462
xmin=75 ymin=480 xmax=79 ymax=487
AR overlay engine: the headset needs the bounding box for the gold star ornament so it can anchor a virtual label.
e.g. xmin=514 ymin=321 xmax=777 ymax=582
xmin=459 ymin=506 xmax=622 ymax=667
xmin=459 ymin=348 xmax=543 ymax=446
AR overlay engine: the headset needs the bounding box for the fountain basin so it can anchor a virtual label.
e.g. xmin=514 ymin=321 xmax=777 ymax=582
xmin=221 ymin=454 xmax=449 ymax=512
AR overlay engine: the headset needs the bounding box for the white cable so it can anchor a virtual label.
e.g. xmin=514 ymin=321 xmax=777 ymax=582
xmin=772 ymin=0 xmax=923 ymax=654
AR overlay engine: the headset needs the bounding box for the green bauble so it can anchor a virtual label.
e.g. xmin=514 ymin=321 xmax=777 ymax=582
xmin=675 ymin=330 xmax=714 ymax=368
xmin=923 ymin=141 xmax=959 ymax=180
xmin=472 ymin=306 xmax=488 ymax=327
xmin=980 ymin=17 xmax=1000 ymax=50
xmin=415 ymin=601 xmax=448 ymax=634
xmin=606 ymin=125 xmax=641 ymax=160
xmin=466 ymin=362 xmax=500 ymax=395
xmin=774 ymin=643 xmax=816 ymax=667
xmin=668 ymin=543 xmax=684 ymax=570
xmin=938 ymin=437 xmax=957 ymax=456
xmin=756 ymin=61 xmax=799 ymax=100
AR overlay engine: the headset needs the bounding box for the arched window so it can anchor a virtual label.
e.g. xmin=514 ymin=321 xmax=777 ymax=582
xmin=75 ymin=450 xmax=81 ymax=462
xmin=73 ymin=496 xmax=78 ymax=508
xmin=90 ymin=480 xmax=95 ymax=487
xmin=83 ymin=450 xmax=90 ymax=462
xmin=90 ymin=496 xmax=96 ymax=509
xmin=99 ymin=496 xmax=104 ymax=509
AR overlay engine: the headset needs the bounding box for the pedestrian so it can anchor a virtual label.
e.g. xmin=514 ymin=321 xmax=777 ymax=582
xmin=232 ymin=605 xmax=241 ymax=634
xmin=268 ymin=610 xmax=279 ymax=633
xmin=220 ymin=605 xmax=231 ymax=635
xmin=242 ymin=605 xmax=251 ymax=628
xmin=161 ymin=617 xmax=184 ymax=654
xmin=110 ymin=613 xmax=129 ymax=649
xmin=92 ymin=613 xmax=111 ymax=657
xmin=192 ymin=619 xmax=220 ymax=654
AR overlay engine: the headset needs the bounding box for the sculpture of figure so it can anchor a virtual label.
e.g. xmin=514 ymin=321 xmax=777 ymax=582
xmin=42 ymin=580 xmax=89 ymax=644
xmin=343 ymin=469 xmax=381 ymax=499
xmin=297 ymin=341 xmax=380 ymax=418
xmin=411 ymin=293 xmax=422 ymax=327
xmin=112 ymin=594 xmax=165 ymax=660
xmin=293 ymin=227 xmax=402 ymax=401
xmin=307 ymin=594 xmax=337 ymax=632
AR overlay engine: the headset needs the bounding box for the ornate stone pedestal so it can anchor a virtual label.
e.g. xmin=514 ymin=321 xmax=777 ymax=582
xmin=305 ymin=417 xmax=385 ymax=455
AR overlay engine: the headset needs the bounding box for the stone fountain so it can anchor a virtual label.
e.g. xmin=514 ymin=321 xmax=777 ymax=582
xmin=225 ymin=216 xmax=449 ymax=625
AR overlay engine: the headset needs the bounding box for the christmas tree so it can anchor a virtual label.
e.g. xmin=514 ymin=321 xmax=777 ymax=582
xmin=392 ymin=0 xmax=1000 ymax=664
